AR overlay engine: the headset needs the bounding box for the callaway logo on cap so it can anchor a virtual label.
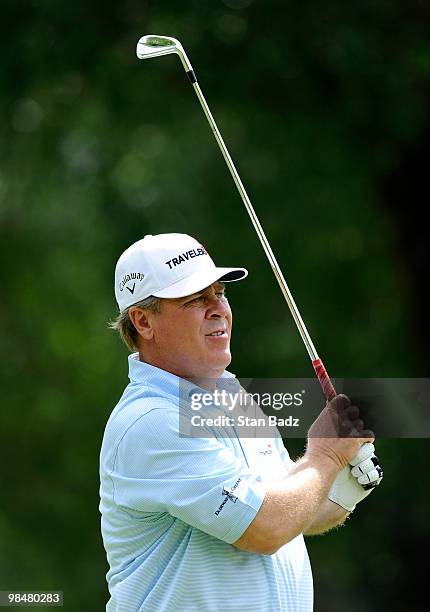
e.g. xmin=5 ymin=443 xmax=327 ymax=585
xmin=114 ymin=233 xmax=248 ymax=311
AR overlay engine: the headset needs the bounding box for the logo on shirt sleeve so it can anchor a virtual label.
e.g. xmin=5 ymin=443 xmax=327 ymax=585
xmin=215 ymin=478 xmax=241 ymax=516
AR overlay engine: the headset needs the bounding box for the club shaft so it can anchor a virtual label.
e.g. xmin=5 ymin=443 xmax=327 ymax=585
xmin=189 ymin=75 xmax=336 ymax=400
xmin=168 ymin=58 xmax=335 ymax=400
xmin=190 ymin=79 xmax=316 ymax=353
xmin=137 ymin=38 xmax=336 ymax=400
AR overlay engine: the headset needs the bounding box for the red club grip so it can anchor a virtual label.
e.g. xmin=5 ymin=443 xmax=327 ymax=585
xmin=312 ymin=358 xmax=336 ymax=402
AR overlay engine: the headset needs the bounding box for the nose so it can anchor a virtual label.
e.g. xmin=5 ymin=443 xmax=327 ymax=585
xmin=206 ymin=295 xmax=231 ymax=319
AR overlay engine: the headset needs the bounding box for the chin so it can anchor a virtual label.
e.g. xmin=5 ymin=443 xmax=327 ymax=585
xmin=203 ymin=345 xmax=231 ymax=376
xmin=218 ymin=351 xmax=232 ymax=371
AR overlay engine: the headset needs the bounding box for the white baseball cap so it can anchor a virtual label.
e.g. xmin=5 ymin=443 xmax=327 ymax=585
xmin=115 ymin=233 xmax=248 ymax=311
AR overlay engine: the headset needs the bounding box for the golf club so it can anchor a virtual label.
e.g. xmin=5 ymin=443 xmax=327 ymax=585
xmin=137 ymin=35 xmax=354 ymax=402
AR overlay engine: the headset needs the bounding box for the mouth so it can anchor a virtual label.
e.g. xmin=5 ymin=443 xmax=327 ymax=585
xmin=205 ymin=329 xmax=228 ymax=337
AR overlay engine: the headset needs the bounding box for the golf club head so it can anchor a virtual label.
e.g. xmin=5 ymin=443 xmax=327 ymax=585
xmin=136 ymin=35 xmax=192 ymax=71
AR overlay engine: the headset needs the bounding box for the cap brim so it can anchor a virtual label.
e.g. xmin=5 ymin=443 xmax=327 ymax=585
xmin=152 ymin=267 xmax=248 ymax=299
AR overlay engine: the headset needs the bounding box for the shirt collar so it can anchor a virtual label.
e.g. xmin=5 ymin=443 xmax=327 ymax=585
xmin=127 ymin=352 xmax=238 ymax=401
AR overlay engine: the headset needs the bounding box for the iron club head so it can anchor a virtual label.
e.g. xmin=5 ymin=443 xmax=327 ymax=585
xmin=136 ymin=35 xmax=192 ymax=72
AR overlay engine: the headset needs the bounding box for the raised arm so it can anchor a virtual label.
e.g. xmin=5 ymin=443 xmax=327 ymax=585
xmin=233 ymin=395 xmax=373 ymax=555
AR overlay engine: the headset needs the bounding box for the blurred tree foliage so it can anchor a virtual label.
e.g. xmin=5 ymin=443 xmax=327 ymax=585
xmin=1 ymin=1 xmax=429 ymax=610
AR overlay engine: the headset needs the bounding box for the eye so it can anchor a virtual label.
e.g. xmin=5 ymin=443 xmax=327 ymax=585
xmin=183 ymin=290 xmax=226 ymax=306
xmin=185 ymin=295 xmax=205 ymax=305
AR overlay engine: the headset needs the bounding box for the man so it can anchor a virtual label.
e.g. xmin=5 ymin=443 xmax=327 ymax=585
xmin=99 ymin=233 xmax=382 ymax=611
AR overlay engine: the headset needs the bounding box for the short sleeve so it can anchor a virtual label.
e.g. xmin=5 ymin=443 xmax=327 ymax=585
xmin=110 ymin=407 xmax=266 ymax=545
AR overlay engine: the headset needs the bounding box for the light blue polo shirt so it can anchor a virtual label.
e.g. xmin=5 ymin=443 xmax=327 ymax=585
xmin=99 ymin=354 xmax=313 ymax=611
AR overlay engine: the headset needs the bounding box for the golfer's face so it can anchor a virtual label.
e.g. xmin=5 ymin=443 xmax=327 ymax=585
xmin=153 ymin=282 xmax=232 ymax=379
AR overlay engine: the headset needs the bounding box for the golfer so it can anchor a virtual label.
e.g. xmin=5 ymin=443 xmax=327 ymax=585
xmin=99 ymin=233 xmax=382 ymax=612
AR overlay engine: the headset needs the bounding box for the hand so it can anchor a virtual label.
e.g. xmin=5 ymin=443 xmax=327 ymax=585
xmin=328 ymin=443 xmax=384 ymax=511
xmin=349 ymin=442 xmax=383 ymax=490
xmin=307 ymin=394 xmax=374 ymax=469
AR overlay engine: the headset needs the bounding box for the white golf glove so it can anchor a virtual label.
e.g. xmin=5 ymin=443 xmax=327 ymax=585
xmin=328 ymin=443 xmax=383 ymax=512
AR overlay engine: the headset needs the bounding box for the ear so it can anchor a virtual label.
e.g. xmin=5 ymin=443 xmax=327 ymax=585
xmin=129 ymin=308 xmax=155 ymax=341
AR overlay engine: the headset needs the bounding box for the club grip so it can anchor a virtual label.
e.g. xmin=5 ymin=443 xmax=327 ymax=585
xmin=312 ymin=358 xmax=336 ymax=402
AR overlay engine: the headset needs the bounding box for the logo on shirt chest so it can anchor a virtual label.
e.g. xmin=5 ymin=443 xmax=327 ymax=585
xmin=258 ymin=443 xmax=273 ymax=456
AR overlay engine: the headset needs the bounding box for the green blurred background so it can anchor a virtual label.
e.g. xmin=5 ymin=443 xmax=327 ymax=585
xmin=1 ymin=1 xmax=429 ymax=610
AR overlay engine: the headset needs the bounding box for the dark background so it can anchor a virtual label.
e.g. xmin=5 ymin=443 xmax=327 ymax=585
xmin=1 ymin=1 xmax=429 ymax=610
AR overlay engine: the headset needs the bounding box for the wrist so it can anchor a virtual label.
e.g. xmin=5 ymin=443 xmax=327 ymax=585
xmin=303 ymin=449 xmax=343 ymax=477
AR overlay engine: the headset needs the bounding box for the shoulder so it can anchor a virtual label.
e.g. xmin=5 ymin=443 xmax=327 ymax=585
xmin=100 ymin=387 xmax=180 ymax=461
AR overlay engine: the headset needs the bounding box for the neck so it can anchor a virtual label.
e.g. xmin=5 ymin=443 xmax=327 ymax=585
xmin=138 ymin=352 xmax=224 ymax=389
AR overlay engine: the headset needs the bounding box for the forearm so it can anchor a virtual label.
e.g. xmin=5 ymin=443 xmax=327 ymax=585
xmin=303 ymin=498 xmax=350 ymax=536
xmin=234 ymin=454 xmax=340 ymax=554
